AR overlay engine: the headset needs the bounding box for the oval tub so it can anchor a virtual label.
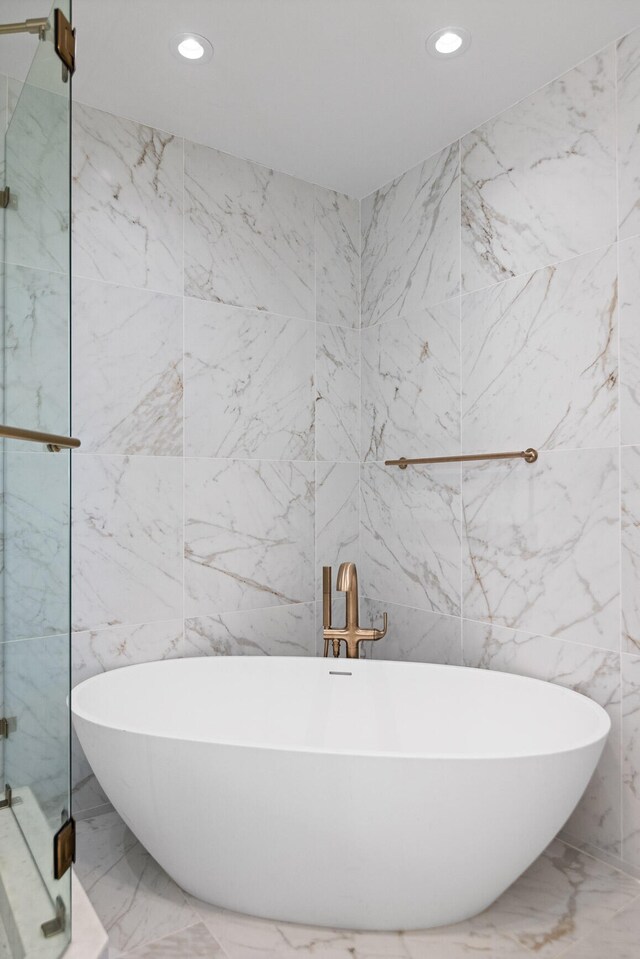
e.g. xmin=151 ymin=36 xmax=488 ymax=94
xmin=72 ymin=656 xmax=609 ymax=931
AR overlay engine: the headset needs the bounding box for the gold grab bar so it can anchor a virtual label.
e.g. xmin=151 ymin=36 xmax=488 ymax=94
xmin=0 ymin=424 xmax=81 ymax=452
xmin=0 ymin=18 xmax=48 ymax=37
xmin=385 ymin=448 xmax=538 ymax=469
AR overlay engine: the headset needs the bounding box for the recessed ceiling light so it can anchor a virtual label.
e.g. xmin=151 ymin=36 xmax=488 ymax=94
xmin=171 ymin=32 xmax=214 ymax=64
xmin=426 ymin=27 xmax=471 ymax=59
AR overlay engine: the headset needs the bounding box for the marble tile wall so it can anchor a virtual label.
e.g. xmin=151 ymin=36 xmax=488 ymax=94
xmin=70 ymin=103 xmax=361 ymax=816
xmin=357 ymin=26 xmax=640 ymax=875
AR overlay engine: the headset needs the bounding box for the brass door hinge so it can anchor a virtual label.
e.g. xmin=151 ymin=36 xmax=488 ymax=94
xmin=0 ymin=784 xmax=21 ymax=809
xmin=0 ymin=187 xmax=9 ymax=209
xmin=54 ymin=9 xmax=75 ymax=78
xmin=41 ymin=896 xmax=66 ymax=938
xmin=53 ymin=817 xmax=75 ymax=880
xmin=0 ymin=717 xmax=16 ymax=739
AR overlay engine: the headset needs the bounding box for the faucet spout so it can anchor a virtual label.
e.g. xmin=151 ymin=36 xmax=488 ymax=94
xmin=322 ymin=562 xmax=388 ymax=659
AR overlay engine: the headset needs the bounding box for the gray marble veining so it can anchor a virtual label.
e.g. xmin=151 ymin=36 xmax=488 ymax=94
xmin=315 ymin=462 xmax=360 ymax=594
xmin=185 ymin=141 xmax=314 ymax=318
xmin=72 ymin=454 xmax=183 ymax=631
xmin=461 ymin=246 xmax=618 ymax=453
xmin=623 ymin=653 xmax=640 ymax=868
xmin=184 ymin=458 xmax=314 ymax=617
xmin=361 ymin=143 xmax=460 ymax=328
xmin=316 ymin=323 xmax=360 ymax=462
xmin=622 ymin=446 xmax=640 ymax=656
xmin=361 ymin=461 xmax=461 ymax=615
xmin=462 ymin=449 xmax=619 ymax=650
xmin=184 ymin=299 xmax=314 ymax=460
xmin=361 ymin=299 xmax=460 ymax=463
xmin=618 ymin=28 xmax=640 ymax=241
xmin=73 ymin=278 xmax=183 ymax=455
xmin=315 ymin=187 xmax=360 ymax=329
xmin=73 ymin=104 xmax=183 ymax=294
xmin=462 ymin=619 xmax=622 ymax=857
xmin=184 ymin=604 xmax=316 ymax=658
xmin=361 ymin=599 xmax=462 ymax=665
xmin=462 ymin=48 xmax=617 ymax=292
xmin=619 ymin=236 xmax=640 ymax=447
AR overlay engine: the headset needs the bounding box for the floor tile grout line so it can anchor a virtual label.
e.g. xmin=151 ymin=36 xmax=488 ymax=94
xmin=116 ymin=918 xmax=216 ymax=957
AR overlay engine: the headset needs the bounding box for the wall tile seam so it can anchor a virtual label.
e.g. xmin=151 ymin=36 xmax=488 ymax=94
xmin=359 ymin=292 xmax=464 ymax=333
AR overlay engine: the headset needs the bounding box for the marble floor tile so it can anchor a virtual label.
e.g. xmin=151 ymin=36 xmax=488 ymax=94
xmin=316 ymin=324 xmax=360 ymax=462
xmin=361 ymin=300 xmax=460 ymax=463
xmin=79 ymin=810 xmax=640 ymax=959
xmin=617 ymin=27 xmax=640 ymax=241
xmin=76 ymin=813 xmax=200 ymax=956
xmin=361 ymin=461 xmax=461 ymax=616
xmin=184 ymin=299 xmax=315 ymax=460
xmin=184 ymin=458 xmax=314 ymax=617
xmin=462 ymin=449 xmax=619 ymax=650
xmin=185 ymin=141 xmax=314 ymax=319
xmin=73 ymin=279 xmax=183 ymax=456
xmin=112 ymin=922 xmax=224 ymax=959
xmin=558 ymin=894 xmax=640 ymax=957
xmin=462 ymin=47 xmax=616 ymax=292
xmin=72 ymin=104 xmax=183 ymax=294
xmin=315 ymin=188 xmax=360 ymax=330
xmin=361 ymin=143 xmax=460 ymax=328
xmin=461 ymin=246 xmax=618 ymax=453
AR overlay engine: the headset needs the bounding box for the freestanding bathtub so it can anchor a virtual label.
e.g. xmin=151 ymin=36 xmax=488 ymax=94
xmin=71 ymin=656 xmax=609 ymax=931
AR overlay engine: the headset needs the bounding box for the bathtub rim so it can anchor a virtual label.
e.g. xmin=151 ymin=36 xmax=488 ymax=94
xmin=71 ymin=656 xmax=611 ymax=762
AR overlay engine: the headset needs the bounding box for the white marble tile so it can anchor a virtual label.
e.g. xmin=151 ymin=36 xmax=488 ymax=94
xmin=184 ymin=299 xmax=314 ymax=460
xmin=184 ymin=603 xmax=316 ymax=657
xmin=463 ymin=619 xmax=622 ymax=857
xmin=361 ymin=462 xmax=461 ymax=615
xmin=361 ymin=143 xmax=460 ymax=328
xmin=73 ymin=278 xmax=183 ymax=455
xmin=462 ymin=449 xmax=619 ymax=650
xmin=73 ymin=103 xmax=183 ymax=294
xmin=316 ymin=323 xmax=360 ymax=462
xmin=4 ymin=264 xmax=69 ymax=445
xmin=185 ymin=141 xmax=314 ymax=318
xmin=361 ymin=299 xmax=460 ymax=463
xmin=623 ymin=653 xmax=640 ymax=868
xmin=75 ymin=812 xmax=199 ymax=955
xmin=72 ymin=724 xmax=109 ymax=818
xmin=315 ymin=188 xmax=360 ymax=329
xmin=315 ymin=461 xmax=359 ymax=578
xmin=618 ymin=28 xmax=640 ymax=241
xmin=559 ymin=895 xmax=640 ymax=959
xmin=184 ymin=458 xmax=314 ymax=617
xmin=111 ymin=922 xmax=223 ymax=959
xmin=622 ymin=446 xmax=640 ymax=656
xmin=72 ymin=620 xmax=184 ymax=685
xmin=461 ymin=246 xmax=618 ymax=453
xmin=361 ymin=599 xmax=462 ymax=665
xmin=462 ymin=48 xmax=617 ymax=292
xmin=4 ymin=451 xmax=69 ymax=642
xmin=5 ymin=78 xmax=69 ymax=274
xmin=619 ymin=237 xmax=640 ymax=447
xmin=72 ymin=454 xmax=183 ymax=631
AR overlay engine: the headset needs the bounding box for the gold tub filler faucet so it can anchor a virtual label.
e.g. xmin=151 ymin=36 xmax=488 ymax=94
xmin=322 ymin=562 xmax=388 ymax=659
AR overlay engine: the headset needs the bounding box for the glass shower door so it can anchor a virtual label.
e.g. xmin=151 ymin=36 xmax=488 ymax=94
xmin=1 ymin=2 xmax=73 ymax=955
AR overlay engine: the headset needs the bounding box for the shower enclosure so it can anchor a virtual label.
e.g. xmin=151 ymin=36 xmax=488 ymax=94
xmin=0 ymin=2 xmax=76 ymax=955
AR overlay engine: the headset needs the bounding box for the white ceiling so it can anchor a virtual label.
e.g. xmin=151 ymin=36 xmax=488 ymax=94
xmin=2 ymin=0 xmax=640 ymax=197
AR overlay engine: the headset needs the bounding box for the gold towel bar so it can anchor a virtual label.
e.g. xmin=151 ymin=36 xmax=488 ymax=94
xmin=0 ymin=424 xmax=81 ymax=452
xmin=385 ymin=448 xmax=538 ymax=469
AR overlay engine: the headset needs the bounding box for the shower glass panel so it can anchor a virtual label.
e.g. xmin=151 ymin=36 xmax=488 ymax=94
xmin=1 ymin=1 xmax=72 ymax=955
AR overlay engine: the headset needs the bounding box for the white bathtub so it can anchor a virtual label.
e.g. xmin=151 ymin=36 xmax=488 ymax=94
xmin=72 ymin=656 xmax=609 ymax=931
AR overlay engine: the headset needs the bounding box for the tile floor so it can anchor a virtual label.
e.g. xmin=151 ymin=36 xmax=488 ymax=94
xmin=76 ymin=812 xmax=640 ymax=958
